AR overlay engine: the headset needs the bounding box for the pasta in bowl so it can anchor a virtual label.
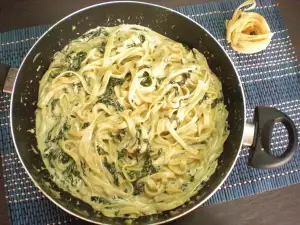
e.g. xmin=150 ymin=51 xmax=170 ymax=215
xmin=36 ymin=24 xmax=229 ymax=218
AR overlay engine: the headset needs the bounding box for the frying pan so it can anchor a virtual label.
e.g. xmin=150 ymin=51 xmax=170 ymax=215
xmin=0 ymin=1 xmax=298 ymax=224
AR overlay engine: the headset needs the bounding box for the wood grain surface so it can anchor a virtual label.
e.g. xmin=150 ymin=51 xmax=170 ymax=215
xmin=0 ymin=0 xmax=299 ymax=225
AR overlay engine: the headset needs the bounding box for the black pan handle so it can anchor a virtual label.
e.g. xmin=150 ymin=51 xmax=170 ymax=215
xmin=0 ymin=63 xmax=18 ymax=94
xmin=247 ymin=106 xmax=298 ymax=169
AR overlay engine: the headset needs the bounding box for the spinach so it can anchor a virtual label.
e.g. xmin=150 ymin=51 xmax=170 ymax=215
xmin=170 ymin=73 xmax=190 ymax=87
xmin=97 ymin=146 xmax=108 ymax=155
xmin=133 ymin=182 xmax=145 ymax=195
xmin=109 ymin=77 xmax=125 ymax=87
xmin=103 ymin=158 xmax=119 ymax=186
xmin=118 ymin=148 xmax=127 ymax=159
xmin=97 ymin=77 xmax=125 ymax=111
xmin=68 ymin=52 xmax=87 ymax=71
xmin=98 ymin=97 xmax=124 ymax=111
xmin=51 ymin=99 xmax=59 ymax=111
xmin=190 ymin=175 xmax=195 ymax=182
xmin=115 ymin=128 xmax=127 ymax=142
xmin=58 ymin=121 xmax=70 ymax=140
xmin=128 ymin=171 xmax=140 ymax=179
xmin=181 ymin=183 xmax=188 ymax=191
xmin=131 ymin=28 xmax=142 ymax=31
xmin=127 ymin=43 xmax=136 ymax=48
xmin=140 ymin=71 xmax=152 ymax=87
xmin=47 ymin=121 xmax=70 ymax=143
xmin=80 ymin=160 xmax=87 ymax=175
xmin=63 ymin=122 xmax=71 ymax=131
xmin=138 ymin=35 xmax=145 ymax=43
xmin=198 ymin=93 xmax=208 ymax=105
xmin=141 ymin=146 xmax=157 ymax=176
xmin=82 ymin=28 xmax=109 ymax=40
xmin=178 ymin=73 xmax=190 ymax=86
xmin=82 ymin=122 xmax=90 ymax=129
xmin=182 ymin=42 xmax=192 ymax=51
xmin=63 ymin=160 xmax=81 ymax=186
xmin=44 ymin=148 xmax=71 ymax=167
xmin=91 ymin=196 xmax=111 ymax=204
xmin=211 ymin=95 xmax=224 ymax=108
xmin=98 ymin=42 xmax=107 ymax=54
xmin=49 ymin=70 xmax=61 ymax=79
xmin=125 ymin=72 xmax=131 ymax=81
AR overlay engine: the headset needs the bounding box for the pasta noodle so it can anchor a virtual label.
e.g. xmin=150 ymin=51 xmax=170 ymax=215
xmin=225 ymin=0 xmax=273 ymax=54
xmin=36 ymin=24 xmax=229 ymax=218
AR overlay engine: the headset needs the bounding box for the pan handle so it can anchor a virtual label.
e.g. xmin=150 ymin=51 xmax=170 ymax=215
xmin=243 ymin=106 xmax=298 ymax=169
xmin=0 ymin=63 xmax=18 ymax=94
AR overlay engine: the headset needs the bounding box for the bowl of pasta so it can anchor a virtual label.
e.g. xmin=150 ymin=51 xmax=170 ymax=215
xmin=0 ymin=1 xmax=297 ymax=224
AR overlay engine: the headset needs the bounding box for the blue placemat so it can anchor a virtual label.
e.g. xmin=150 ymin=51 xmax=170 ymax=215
xmin=0 ymin=0 xmax=299 ymax=224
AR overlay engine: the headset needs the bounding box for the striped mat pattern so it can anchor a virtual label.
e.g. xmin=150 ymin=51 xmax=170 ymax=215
xmin=0 ymin=0 xmax=299 ymax=224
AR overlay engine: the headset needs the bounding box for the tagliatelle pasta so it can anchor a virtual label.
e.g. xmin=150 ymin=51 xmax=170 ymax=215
xmin=36 ymin=24 xmax=229 ymax=218
xmin=226 ymin=0 xmax=273 ymax=54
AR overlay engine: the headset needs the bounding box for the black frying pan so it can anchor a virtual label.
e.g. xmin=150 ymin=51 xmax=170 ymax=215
xmin=0 ymin=1 xmax=298 ymax=224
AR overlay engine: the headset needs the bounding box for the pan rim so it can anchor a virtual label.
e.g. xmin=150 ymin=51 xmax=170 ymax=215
xmin=10 ymin=1 xmax=246 ymax=224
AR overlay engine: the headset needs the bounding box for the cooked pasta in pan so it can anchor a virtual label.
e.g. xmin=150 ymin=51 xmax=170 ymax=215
xmin=36 ymin=24 xmax=229 ymax=218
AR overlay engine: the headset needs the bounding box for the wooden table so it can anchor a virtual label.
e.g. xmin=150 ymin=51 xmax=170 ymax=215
xmin=0 ymin=0 xmax=299 ymax=224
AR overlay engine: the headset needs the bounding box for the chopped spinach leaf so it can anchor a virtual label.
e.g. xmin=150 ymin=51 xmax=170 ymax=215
xmin=98 ymin=41 xmax=107 ymax=54
xmin=82 ymin=122 xmax=90 ymax=129
xmin=82 ymin=28 xmax=109 ymax=40
xmin=178 ymin=73 xmax=191 ymax=86
xmin=97 ymin=77 xmax=125 ymax=111
xmin=44 ymin=148 xmax=71 ymax=167
xmin=118 ymin=148 xmax=127 ymax=159
xmin=63 ymin=160 xmax=81 ymax=186
xmin=49 ymin=70 xmax=61 ymax=79
xmin=103 ymin=158 xmax=119 ymax=186
xmin=133 ymin=182 xmax=145 ymax=195
xmin=190 ymin=175 xmax=195 ymax=182
xmin=51 ymin=99 xmax=59 ymax=111
xmin=127 ymin=43 xmax=136 ymax=48
xmin=181 ymin=183 xmax=188 ymax=191
xmin=211 ymin=95 xmax=224 ymax=108
xmin=91 ymin=196 xmax=111 ymax=204
xmin=139 ymin=35 xmax=145 ymax=43
xmin=128 ymin=171 xmax=140 ymax=179
xmin=182 ymin=42 xmax=192 ymax=51
xmin=115 ymin=128 xmax=127 ymax=142
xmin=68 ymin=51 xmax=87 ymax=71
xmin=140 ymin=71 xmax=152 ymax=87
xmin=97 ymin=146 xmax=108 ymax=155
xmin=80 ymin=160 xmax=87 ymax=175
xmin=141 ymin=146 xmax=157 ymax=176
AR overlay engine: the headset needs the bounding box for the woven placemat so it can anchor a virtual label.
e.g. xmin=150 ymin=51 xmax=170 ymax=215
xmin=0 ymin=0 xmax=299 ymax=224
